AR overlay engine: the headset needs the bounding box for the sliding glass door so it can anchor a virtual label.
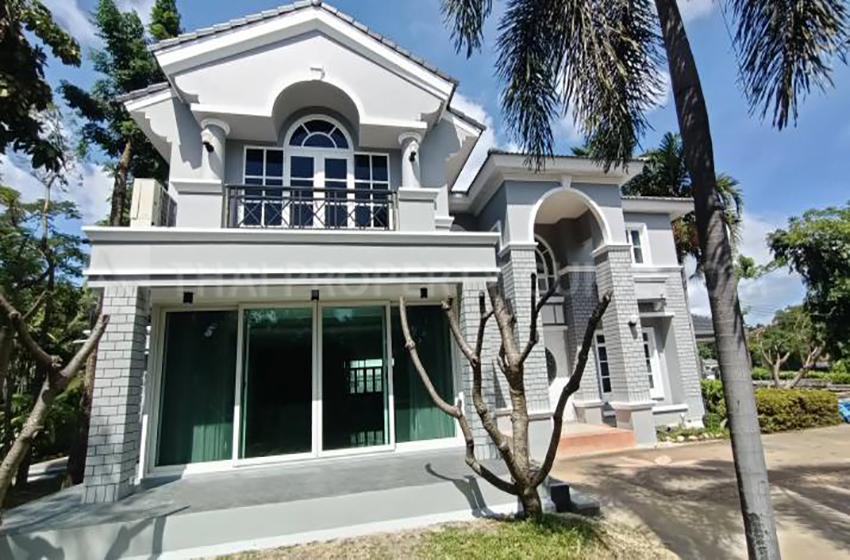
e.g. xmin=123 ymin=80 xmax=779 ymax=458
xmin=154 ymin=301 xmax=454 ymax=471
xmin=391 ymin=306 xmax=455 ymax=443
xmin=240 ymin=308 xmax=314 ymax=459
xmin=156 ymin=310 xmax=238 ymax=467
xmin=321 ymin=306 xmax=390 ymax=451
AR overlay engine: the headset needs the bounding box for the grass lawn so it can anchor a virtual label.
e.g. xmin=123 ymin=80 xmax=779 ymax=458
xmin=222 ymin=514 xmax=673 ymax=559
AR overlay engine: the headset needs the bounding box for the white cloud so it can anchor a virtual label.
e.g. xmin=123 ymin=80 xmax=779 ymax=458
xmin=42 ymin=0 xmax=97 ymax=47
xmin=117 ymin=0 xmax=156 ymax=25
xmin=0 ymin=154 xmax=112 ymax=225
xmin=686 ymin=211 xmax=805 ymax=324
xmin=677 ymin=0 xmax=717 ymax=22
xmin=42 ymin=0 xmax=157 ymax=48
xmin=450 ymin=93 xmax=499 ymax=192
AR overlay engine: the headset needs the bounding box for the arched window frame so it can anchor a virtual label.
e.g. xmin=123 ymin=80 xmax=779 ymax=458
xmin=284 ymin=115 xmax=354 ymax=151
xmin=534 ymin=235 xmax=558 ymax=292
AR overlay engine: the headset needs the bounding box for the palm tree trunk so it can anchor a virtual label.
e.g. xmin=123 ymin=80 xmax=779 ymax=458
xmin=654 ymin=0 xmax=780 ymax=558
xmin=110 ymin=139 xmax=133 ymax=227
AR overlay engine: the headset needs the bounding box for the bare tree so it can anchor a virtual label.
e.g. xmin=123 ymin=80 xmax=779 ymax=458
xmin=399 ymin=274 xmax=610 ymax=517
xmin=0 ymin=290 xmax=108 ymax=521
xmin=753 ymin=306 xmax=826 ymax=389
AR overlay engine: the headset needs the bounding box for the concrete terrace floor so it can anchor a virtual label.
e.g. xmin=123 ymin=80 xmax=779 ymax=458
xmin=552 ymin=424 xmax=850 ymax=560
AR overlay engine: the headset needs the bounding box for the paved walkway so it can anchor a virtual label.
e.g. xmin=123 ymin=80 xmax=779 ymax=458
xmin=552 ymin=424 xmax=850 ymax=559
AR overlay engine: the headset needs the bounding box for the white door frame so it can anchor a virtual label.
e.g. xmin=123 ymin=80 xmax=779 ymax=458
xmin=642 ymin=326 xmax=665 ymax=399
xmin=316 ymin=301 xmax=396 ymax=457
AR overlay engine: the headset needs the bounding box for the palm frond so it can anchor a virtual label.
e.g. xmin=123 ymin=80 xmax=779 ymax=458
xmin=496 ymin=0 xmax=663 ymax=169
xmin=729 ymin=0 xmax=850 ymax=129
xmin=440 ymin=0 xmax=493 ymax=57
xmin=716 ymin=173 xmax=744 ymax=248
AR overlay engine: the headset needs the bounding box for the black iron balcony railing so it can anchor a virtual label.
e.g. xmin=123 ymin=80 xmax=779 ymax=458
xmin=224 ymin=184 xmax=395 ymax=230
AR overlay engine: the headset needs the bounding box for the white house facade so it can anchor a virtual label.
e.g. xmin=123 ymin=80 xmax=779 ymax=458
xmin=81 ymin=1 xmax=705 ymax=505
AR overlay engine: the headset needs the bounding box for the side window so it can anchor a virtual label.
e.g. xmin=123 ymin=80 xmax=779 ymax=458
xmin=625 ymin=224 xmax=649 ymax=264
xmin=534 ymin=236 xmax=557 ymax=292
xmin=594 ymin=333 xmax=611 ymax=394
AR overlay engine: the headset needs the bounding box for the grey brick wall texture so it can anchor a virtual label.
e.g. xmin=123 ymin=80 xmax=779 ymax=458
xmin=593 ymin=247 xmax=652 ymax=403
xmin=500 ymin=248 xmax=551 ymax=413
xmin=83 ymin=284 xmax=149 ymax=504
xmin=458 ymin=281 xmax=499 ymax=459
xmin=563 ymin=270 xmax=603 ymax=402
xmin=665 ymin=271 xmax=706 ymax=420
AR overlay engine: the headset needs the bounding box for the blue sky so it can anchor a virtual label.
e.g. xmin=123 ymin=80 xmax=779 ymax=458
xmin=6 ymin=0 xmax=850 ymax=323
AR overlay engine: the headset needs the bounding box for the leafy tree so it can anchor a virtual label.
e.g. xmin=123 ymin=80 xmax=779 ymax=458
xmin=61 ymin=0 xmax=182 ymax=226
xmin=752 ymin=306 xmax=825 ymax=388
xmin=149 ymin=0 xmax=181 ymax=41
xmin=768 ymin=203 xmax=850 ymax=357
xmin=440 ymin=0 xmax=848 ymax=554
xmin=0 ymin=0 xmax=81 ymax=171
xmin=623 ymin=133 xmax=744 ymax=276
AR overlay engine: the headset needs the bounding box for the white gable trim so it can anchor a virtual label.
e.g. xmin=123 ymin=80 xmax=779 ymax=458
xmin=155 ymin=9 xmax=454 ymax=100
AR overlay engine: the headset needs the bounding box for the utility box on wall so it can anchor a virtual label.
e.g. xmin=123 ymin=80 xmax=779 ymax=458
xmin=130 ymin=179 xmax=177 ymax=228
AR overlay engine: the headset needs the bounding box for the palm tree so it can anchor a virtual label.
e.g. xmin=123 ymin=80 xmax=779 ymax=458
xmin=624 ymin=132 xmax=744 ymax=276
xmin=440 ymin=1 xmax=848 ymax=557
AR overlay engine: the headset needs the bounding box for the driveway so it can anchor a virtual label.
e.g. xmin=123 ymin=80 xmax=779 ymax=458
xmin=552 ymin=424 xmax=850 ymax=559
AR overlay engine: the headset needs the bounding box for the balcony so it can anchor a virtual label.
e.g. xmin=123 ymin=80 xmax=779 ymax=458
xmin=224 ymin=184 xmax=396 ymax=230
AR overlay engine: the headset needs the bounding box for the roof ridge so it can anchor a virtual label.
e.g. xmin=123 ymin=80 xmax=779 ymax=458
xmin=148 ymin=1 xmax=457 ymax=84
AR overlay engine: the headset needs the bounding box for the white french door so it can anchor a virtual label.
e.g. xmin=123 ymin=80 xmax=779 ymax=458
xmin=285 ymin=150 xmax=353 ymax=228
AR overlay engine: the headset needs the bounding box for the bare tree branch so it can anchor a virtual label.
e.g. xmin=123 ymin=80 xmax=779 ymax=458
xmin=399 ymin=297 xmax=517 ymax=495
xmin=520 ymin=273 xmax=558 ymax=364
xmin=0 ymin=290 xmax=60 ymax=372
xmin=22 ymin=290 xmax=50 ymax=322
xmin=441 ymin=298 xmax=477 ymax=364
xmin=0 ymin=293 xmax=110 ymax=521
xmin=532 ymin=291 xmax=611 ymax=487
xmin=785 ymin=344 xmax=825 ymax=389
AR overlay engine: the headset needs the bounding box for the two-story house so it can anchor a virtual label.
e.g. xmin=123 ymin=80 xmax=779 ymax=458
xmin=81 ymin=0 xmax=705 ymax=508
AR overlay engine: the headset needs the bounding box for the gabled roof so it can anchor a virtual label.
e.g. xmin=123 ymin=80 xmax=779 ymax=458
xmin=149 ymin=0 xmax=457 ymax=85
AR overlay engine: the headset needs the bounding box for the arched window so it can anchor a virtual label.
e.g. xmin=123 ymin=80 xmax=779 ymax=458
xmin=535 ymin=236 xmax=557 ymax=292
xmin=287 ymin=118 xmax=350 ymax=149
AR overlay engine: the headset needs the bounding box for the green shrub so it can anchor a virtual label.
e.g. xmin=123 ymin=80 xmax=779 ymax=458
xmin=700 ymin=379 xmax=725 ymax=416
xmin=827 ymin=372 xmax=850 ymax=384
xmin=700 ymin=381 xmax=841 ymax=434
xmin=755 ymin=389 xmax=841 ymax=433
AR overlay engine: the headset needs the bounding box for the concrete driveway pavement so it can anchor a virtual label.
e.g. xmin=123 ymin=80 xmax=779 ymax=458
xmin=552 ymin=424 xmax=850 ymax=559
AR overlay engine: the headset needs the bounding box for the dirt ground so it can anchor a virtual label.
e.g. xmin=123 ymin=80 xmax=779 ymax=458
xmin=552 ymin=424 xmax=850 ymax=560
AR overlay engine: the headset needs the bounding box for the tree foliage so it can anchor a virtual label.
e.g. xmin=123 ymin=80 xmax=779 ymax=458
xmin=751 ymin=305 xmax=825 ymax=388
xmin=768 ymin=202 xmax=850 ymax=356
xmin=0 ymin=0 xmax=81 ymax=171
xmin=621 ymin=132 xmax=744 ymax=274
xmin=60 ymin=0 xmax=182 ymax=225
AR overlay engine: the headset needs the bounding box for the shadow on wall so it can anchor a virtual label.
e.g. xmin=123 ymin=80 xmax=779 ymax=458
xmin=425 ymin=463 xmax=499 ymax=518
xmin=0 ymin=515 xmax=169 ymax=560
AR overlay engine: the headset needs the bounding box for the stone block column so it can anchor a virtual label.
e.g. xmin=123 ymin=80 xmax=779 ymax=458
xmin=458 ymin=281 xmax=499 ymax=459
xmin=593 ymin=245 xmax=657 ymax=445
xmin=666 ymin=272 xmax=707 ymax=424
xmin=83 ymin=284 xmax=150 ymax=504
xmin=499 ymin=247 xmax=554 ymax=459
xmin=563 ymin=268 xmax=605 ymax=424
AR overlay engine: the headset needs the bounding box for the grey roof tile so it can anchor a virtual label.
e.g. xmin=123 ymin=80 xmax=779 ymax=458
xmin=116 ymin=81 xmax=171 ymax=103
xmin=148 ymin=2 xmax=457 ymax=84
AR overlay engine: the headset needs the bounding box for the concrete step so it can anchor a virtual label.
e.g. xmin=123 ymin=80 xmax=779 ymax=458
xmin=557 ymin=423 xmax=636 ymax=458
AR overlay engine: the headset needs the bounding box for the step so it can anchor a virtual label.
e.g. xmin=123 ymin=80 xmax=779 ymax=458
xmin=557 ymin=423 xmax=636 ymax=458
